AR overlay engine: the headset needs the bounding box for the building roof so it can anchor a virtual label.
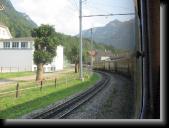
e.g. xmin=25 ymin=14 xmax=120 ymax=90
xmin=0 ymin=37 xmax=34 ymax=42
xmin=0 ymin=22 xmax=9 ymax=28
xmin=0 ymin=22 xmax=13 ymax=39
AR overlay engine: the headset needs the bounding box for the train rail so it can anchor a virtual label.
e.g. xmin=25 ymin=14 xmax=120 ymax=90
xmin=31 ymin=71 xmax=111 ymax=119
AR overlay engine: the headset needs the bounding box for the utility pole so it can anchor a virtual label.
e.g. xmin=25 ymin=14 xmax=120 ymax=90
xmin=78 ymin=0 xmax=134 ymax=80
xmin=79 ymin=0 xmax=84 ymax=81
xmin=90 ymin=28 xmax=93 ymax=70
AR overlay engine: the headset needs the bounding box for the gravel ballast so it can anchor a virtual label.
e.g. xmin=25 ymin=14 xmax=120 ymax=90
xmin=64 ymin=72 xmax=135 ymax=119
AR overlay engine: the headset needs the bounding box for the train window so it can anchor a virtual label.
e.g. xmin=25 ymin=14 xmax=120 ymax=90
xmin=77 ymin=0 xmax=144 ymax=119
xmin=0 ymin=0 xmax=160 ymax=122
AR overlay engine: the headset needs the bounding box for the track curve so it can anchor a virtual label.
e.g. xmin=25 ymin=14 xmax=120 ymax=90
xmin=31 ymin=71 xmax=111 ymax=119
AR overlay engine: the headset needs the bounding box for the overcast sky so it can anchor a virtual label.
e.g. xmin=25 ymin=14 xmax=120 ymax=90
xmin=10 ymin=0 xmax=135 ymax=36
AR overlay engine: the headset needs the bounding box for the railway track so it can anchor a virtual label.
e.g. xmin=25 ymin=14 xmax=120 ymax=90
xmin=31 ymin=71 xmax=111 ymax=119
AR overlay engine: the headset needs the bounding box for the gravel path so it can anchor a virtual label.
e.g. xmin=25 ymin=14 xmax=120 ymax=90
xmin=64 ymin=72 xmax=135 ymax=119
xmin=0 ymin=68 xmax=74 ymax=85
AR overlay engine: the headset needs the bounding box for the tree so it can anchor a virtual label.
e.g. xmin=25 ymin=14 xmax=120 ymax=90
xmin=31 ymin=25 xmax=59 ymax=81
xmin=68 ymin=46 xmax=79 ymax=73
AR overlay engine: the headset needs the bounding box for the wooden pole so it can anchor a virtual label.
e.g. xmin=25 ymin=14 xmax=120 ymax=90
xmin=16 ymin=83 xmax=19 ymax=98
xmin=55 ymin=78 xmax=57 ymax=88
xmin=40 ymin=81 xmax=43 ymax=91
xmin=66 ymin=77 xmax=68 ymax=87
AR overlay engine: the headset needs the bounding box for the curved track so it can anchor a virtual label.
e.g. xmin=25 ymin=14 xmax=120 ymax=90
xmin=31 ymin=71 xmax=111 ymax=119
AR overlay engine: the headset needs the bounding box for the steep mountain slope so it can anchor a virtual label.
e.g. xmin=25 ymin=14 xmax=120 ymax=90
xmin=81 ymin=19 xmax=135 ymax=50
xmin=0 ymin=0 xmax=37 ymax=37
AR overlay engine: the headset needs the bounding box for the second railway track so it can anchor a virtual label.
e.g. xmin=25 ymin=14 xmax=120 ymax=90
xmin=31 ymin=71 xmax=111 ymax=119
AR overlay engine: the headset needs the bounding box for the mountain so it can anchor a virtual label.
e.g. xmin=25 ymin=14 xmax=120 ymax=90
xmin=80 ymin=19 xmax=135 ymax=50
xmin=0 ymin=0 xmax=37 ymax=37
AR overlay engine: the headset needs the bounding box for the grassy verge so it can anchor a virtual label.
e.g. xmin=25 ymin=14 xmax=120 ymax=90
xmin=0 ymin=72 xmax=78 ymax=93
xmin=0 ymin=72 xmax=101 ymax=119
xmin=0 ymin=72 xmax=35 ymax=80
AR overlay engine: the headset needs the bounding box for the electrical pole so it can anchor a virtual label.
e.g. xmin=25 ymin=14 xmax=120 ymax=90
xmin=78 ymin=0 xmax=134 ymax=80
xmin=91 ymin=28 xmax=93 ymax=70
xmin=79 ymin=0 xmax=84 ymax=81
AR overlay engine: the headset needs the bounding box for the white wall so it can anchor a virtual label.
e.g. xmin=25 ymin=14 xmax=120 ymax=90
xmin=101 ymin=56 xmax=110 ymax=61
xmin=52 ymin=45 xmax=64 ymax=70
xmin=0 ymin=45 xmax=64 ymax=72
xmin=0 ymin=49 xmax=33 ymax=72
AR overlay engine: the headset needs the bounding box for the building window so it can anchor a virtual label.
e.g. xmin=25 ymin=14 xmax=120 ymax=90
xmin=3 ymin=42 xmax=10 ymax=48
xmin=51 ymin=67 xmax=55 ymax=71
xmin=21 ymin=42 xmax=28 ymax=48
xmin=12 ymin=42 xmax=19 ymax=48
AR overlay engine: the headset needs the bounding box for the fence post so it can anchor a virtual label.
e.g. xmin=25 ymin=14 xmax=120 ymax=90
xmin=40 ymin=81 xmax=43 ymax=91
xmin=66 ymin=76 xmax=67 ymax=87
xmin=16 ymin=83 xmax=19 ymax=98
xmin=55 ymin=78 xmax=57 ymax=88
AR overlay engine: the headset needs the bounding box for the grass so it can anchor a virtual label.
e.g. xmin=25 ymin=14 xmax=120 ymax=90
xmin=0 ymin=72 xmax=35 ymax=80
xmin=0 ymin=72 xmax=101 ymax=119
xmin=0 ymin=72 xmax=77 ymax=93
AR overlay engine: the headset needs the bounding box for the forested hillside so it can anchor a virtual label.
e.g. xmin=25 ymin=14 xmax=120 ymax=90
xmin=55 ymin=33 xmax=115 ymax=63
xmin=0 ymin=0 xmax=37 ymax=37
xmin=80 ymin=19 xmax=135 ymax=50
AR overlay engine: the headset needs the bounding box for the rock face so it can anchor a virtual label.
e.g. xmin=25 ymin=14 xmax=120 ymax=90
xmin=0 ymin=0 xmax=37 ymax=37
xmin=79 ymin=19 xmax=136 ymax=50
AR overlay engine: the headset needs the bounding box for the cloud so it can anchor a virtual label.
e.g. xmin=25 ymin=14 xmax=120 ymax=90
xmin=10 ymin=0 xmax=135 ymax=35
xmin=11 ymin=0 xmax=80 ymax=35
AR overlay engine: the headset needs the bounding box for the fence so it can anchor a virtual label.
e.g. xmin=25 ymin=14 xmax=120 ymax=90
xmin=0 ymin=69 xmax=91 ymax=99
xmin=0 ymin=66 xmax=32 ymax=73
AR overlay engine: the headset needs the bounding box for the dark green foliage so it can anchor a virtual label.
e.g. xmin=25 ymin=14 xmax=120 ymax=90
xmin=68 ymin=46 xmax=79 ymax=64
xmin=0 ymin=0 xmax=37 ymax=37
xmin=31 ymin=25 xmax=60 ymax=65
xmin=56 ymin=33 xmax=115 ymax=64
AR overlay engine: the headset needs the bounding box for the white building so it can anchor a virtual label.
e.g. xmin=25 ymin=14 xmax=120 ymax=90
xmin=0 ymin=23 xmax=12 ymax=39
xmin=0 ymin=24 xmax=64 ymax=72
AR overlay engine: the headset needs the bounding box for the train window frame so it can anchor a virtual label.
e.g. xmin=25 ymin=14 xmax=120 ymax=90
xmin=138 ymin=0 xmax=160 ymax=119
